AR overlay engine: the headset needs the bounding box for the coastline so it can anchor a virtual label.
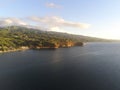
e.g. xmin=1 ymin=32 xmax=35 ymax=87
xmin=0 ymin=42 xmax=85 ymax=53
xmin=0 ymin=46 xmax=29 ymax=53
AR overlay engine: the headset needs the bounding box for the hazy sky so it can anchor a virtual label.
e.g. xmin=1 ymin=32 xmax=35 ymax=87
xmin=1 ymin=0 xmax=120 ymax=39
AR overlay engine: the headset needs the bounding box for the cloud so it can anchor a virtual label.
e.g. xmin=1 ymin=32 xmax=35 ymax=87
xmin=45 ymin=2 xmax=62 ymax=8
xmin=28 ymin=16 xmax=91 ymax=29
xmin=49 ymin=26 xmax=67 ymax=33
xmin=0 ymin=18 xmax=28 ymax=26
xmin=0 ymin=16 xmax=91 ymax=33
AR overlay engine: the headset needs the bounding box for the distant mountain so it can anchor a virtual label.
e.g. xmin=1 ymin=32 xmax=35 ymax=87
xmin=0 ymin=26 xmax=117 ymax=52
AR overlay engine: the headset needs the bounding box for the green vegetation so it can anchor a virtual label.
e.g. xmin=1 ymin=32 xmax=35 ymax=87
xmin=0 ymin=26 xmax=113 ymax=52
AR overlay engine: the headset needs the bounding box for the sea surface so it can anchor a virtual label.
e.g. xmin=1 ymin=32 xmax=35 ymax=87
xmin=0 ymin=42 xmax=120 ymax=90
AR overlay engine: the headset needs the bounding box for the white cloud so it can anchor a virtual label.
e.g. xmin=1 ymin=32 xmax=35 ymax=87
xmin=0 ymin=18 xmax=28 ymax=26
xmin=28 ymin=16 xmax=91 ymax=29
xmin=49 ymin=26 xmax=67 ymax=33
xmin=0 ymin=16 xmax=91 ymax=33
xmin=45 ymin=2 xmax=62 ymax=8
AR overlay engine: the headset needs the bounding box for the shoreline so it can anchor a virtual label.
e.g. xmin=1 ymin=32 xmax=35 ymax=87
xmin=0 ymin=47 xmax=70 ymax=53
xmin=0 ymin=46 xmax=29 ymax=53
xmin=0 ymin=43 xmax=85 ymax=53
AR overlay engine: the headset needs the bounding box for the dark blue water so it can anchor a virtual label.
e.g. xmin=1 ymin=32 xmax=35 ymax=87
xmin=0 ymin=43 xmax=120 ymax=90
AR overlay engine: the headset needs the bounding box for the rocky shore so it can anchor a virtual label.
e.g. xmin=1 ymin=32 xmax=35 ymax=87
xmin=0 ymin=42 xmax=84 ymax=53
xmin=0 ymin=46 xmax=29 ymax=53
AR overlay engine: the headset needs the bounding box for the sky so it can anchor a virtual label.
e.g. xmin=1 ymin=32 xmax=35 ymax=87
xmin=1 ymin=0 xmax=120 ymax=39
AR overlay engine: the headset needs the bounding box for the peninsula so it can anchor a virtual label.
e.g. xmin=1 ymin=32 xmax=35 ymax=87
xmin=0 ymin=26 xmax=114 ymax=52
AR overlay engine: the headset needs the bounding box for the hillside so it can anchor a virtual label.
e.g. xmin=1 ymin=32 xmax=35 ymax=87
xmin=0 ymin=26 xmax=114 ymax=52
